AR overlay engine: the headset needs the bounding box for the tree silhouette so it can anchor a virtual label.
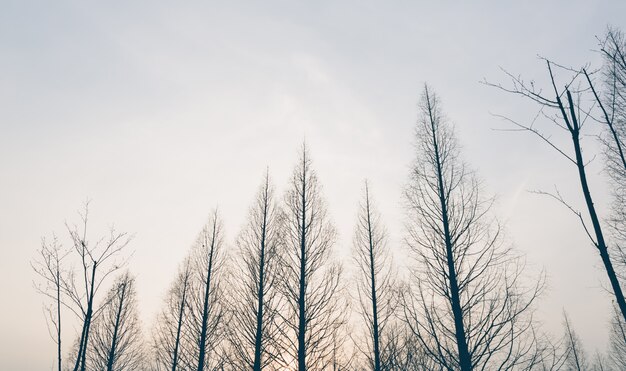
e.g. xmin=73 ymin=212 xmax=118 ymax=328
xmin=32 ymin=235 xmax=68 ymax=371
xmin=59 ymin=203 xmax=133 ymax=371
xmin=403 ymin=84 xmax=542 ymax=370
xmin=598 ymin=27 xmax=626 ymax=284
xmin=153 ymin=259 xmax=193 ymax=371
xmin=603 ymin=305 xmax=626 ymax=370
xmin=487 ymin=57 xmax=626 ymax=324
xmin=87 ymin=272 xmax=144 ymax=371
xmin=280 ymin=144 xmax=346 ymax=370
xmin=562 ymin=312 xmax=588 ymax=371
xmin=352 ymin=181 xmax=397 ymax=371
xmin=188 ymin=209 xmax=227 ymax=371
xmin=227 ymin=170 xmax=284 ymax=370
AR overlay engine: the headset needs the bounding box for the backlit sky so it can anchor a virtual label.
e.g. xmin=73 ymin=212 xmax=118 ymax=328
xmin=1 ymin=1 xmax=625 ymax=369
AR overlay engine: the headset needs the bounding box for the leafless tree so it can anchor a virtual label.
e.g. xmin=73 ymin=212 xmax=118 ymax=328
xmin=52 ymin=202 xmax=133 ymax=371
xmin=403 ymin=84 xmax=542 ymax=370
xmin=32 ymin=235 xmax=69 ymax=371
xmin=376 ymin=325 xmax=434 ymax=371
xmin=352 ymin=181 xmax=397 ymax=371
xmin=597 ymin=27 xmax=626 ymax=282
xmin=280 ymin=144 xmax=346 ymax=370
xmin=607 ymin=306 xmax=626 ymax=370
xmin=227 ymin=170 xmax=284 ymax=370
xmin=485 ymin=57 xmax=626 ymax=323
xmin=598 ymin=27 xmax=626 ymax=182
xmin=151 ymin=211 xmax=227 ymax=371
xmin=329 ymin=324 xmax=354 ymax=371
xmin=522 ymin=329 xmax=568 ymax=371
xmin=153 ymin=259 xmax=193 ymax=371
xmin=187 ymin=209 xmax=228 ymax=371
xmin=562 ymin=312 xmax=588 ymax=371
xmin=87 ymin=272 xmax=144 ymax=371
xmin=591 ymin=352 xmax=609 ymax=371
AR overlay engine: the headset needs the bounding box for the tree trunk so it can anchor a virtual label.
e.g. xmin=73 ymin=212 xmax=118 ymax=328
xmin=171 ymin=272 xmax=189 ymax=371
xmin=197 ymin=219 xmax=217 ymax=371
xmin=57 ymin=275 xmax=62 ymax=371
xmin=365 ymin=186 xmax=381 ymax=371
xmin=253 ymin=182 xmax=269 ymax=371
xmin=564 ymin=90 xmax=626 ymax=324
xmin=298 ymin=156 xmax=307 ymax=371
xmin=106 ymin=281 xmax=127 ymax=371
xmin=73 ymin=263 xmax=97 ymax=371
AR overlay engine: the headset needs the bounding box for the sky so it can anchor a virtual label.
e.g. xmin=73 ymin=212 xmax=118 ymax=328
xmin=1 ymin=1 xmax=625 ymax=369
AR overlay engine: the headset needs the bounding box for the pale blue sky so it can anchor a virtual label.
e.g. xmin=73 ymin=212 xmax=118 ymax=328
xmin=1 ymin=1 xmax=625 ymax=369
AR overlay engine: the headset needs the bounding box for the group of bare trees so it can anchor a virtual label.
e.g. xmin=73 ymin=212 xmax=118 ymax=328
xmin=152 ymin=210 xmax=227 ymax=371
xmin=33 ymin=26 xmax=626 ymax=370
xmin=32 ymin=203 xmax=140 ymax=371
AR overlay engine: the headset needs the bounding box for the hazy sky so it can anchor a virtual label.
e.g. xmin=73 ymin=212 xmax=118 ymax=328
xmin=1 ymin=1 xmax=625 ymax=369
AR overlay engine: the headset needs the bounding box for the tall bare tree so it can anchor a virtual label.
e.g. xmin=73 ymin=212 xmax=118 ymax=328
xmin=562 ymin=312 xmax=588 ymax=371
xmin=598 ymin=27 xmax=626 ymax=181
xmin=403 ymin=84 xmax=542 ymax=370
xmin=32 ymin=235 xmax=68 ymax=371
xmin=87 ymin=272 xmax=144 ymax=371
xmin=352 ymin=181 xmax=396 ymax=371
xmin=280 ymin=144 xmax=345 ymax=370
xmin=227 ymin=171 xmax=284 ymax=370
xmin=187 ymin=209 xmax=227 ymax=371
xmin=607 ymin=305 xmax=626 ymax=370
xmin=329 ymin=324 xmax=354 ymax=371
xmin=486 ymin=58 xmax=626 ymax=323
xmin=598 ymin=27 xmax=626 ymax=282
xmin=153 ymin=260 xmax=193 ymax=371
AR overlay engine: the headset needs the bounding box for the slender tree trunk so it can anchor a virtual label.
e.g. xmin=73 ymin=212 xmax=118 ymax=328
xmin=57 ymin=276 xmax=62 ymax=371
xmin=72 ymin=319 xmax=87 ymax=371
xmin=172 ymin=272 xmax=189 ymax=371
xmin=252 ymin=182 xmax=269 ymax=371
xmin=73 ymin=263 xmax=97 ymax=371
xmin=298 ymin=157 xmax=307 ymax=371
xmin=564 ymin=90 xmax=626 ymax=324
xmin=106 ymin=282 xmax=127 ymax=371
xmin=197 ymin=220 xmax=217 ymax=371
xmin=79 ymin=264 xmax=97 ymax=371
xmin=365 ymin=186 xmax=381 ymax=371
xmin=425 ymin=88 xmax=472 ymax=371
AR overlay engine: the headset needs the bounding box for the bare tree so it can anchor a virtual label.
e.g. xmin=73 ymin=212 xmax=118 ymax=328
xmin=329 ymin=324 xmax=354 ymax=371
xmin=352 ymin=181 xmax=397 ymax=371
xmin=372 ymin=325 xmax=434 ymax=371
xmin=608 ymin=306 xmax=626 ymax=370
xmin=591 ymin=352 xmax=609 ymax=371
xmin=152 ymin=211 xmax=227 ymax=371
xmin=87 ymin=272 xmax=144 ymax=371
xmin=403 ymin=84 xmax=542 ymax=370
xmin=486 ymin=57 xmax=626 ymax=323
xmin=597 ymin=27 xmax=626 ymax=283
xmin=533 ymin=331 xmax=570 ymax=371
xmin=153 ymin=260 xmax=193 ymax=371
xmin=227 ymin=170 xmax=284 ymax=370
xmin=598 ymin=27 xmax=626 ymax=181
xmin=280 ymin=144 xmax=345 ymax=370
xmin=50 ymin=203 xmax=133 ymax=371
xmin=32 ymin=235 xmax=68 ymax=371
xmin=562 ymin=312 xmax=588 ymax=371
xmin=187 ymin=209 xmax=227 ymax=371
